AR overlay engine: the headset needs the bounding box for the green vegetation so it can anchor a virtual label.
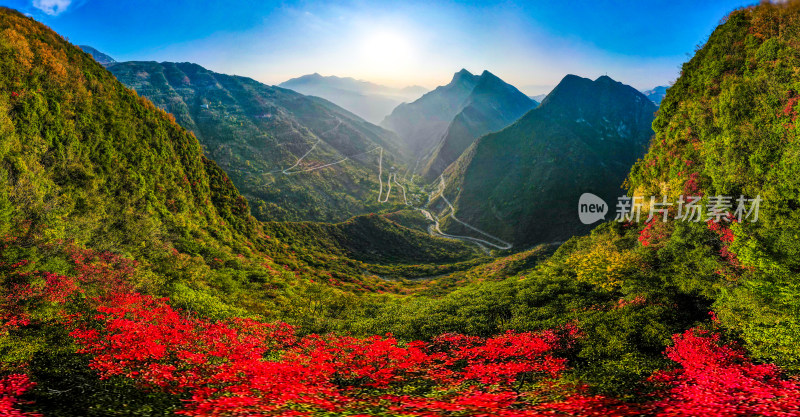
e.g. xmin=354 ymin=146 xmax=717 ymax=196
xmin=0 ymin=7 xmax=477 ymax=336
xmin=421 ymin=70 xmax=536 ymax=180
xmin=627 ymin=2 xmax=800 ymax=371
xmin=4 ymin=1 xmax=800 ymax=414
xmin=107 ymin=61 xmax=408 ymax=223
xmin=437 ymin=74 xmax=657 ymax=248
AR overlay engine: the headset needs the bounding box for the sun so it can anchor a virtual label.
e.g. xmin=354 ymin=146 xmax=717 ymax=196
xmin=358 ymin=30 xmax=414 ymax=75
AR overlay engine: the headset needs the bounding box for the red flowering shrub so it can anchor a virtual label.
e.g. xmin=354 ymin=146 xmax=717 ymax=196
xmin=683 ymin=172 xmax=701 ymax=195
xmin=706 ymin=218 xmax=746 ymax=277
xmin=7 ymin=241 xmax=800 ymax=416
xmin=66 ymin=245 xmax=138 ymax=294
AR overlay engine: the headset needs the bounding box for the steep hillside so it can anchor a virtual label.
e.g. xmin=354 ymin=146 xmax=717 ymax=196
xmin=381 ymin=69 xmax=480 ymax=168
xmin=107 ymin=61 xmax=407 ymax=223
xmin=437 ymin=75 xmax=656 ymax=247
xmin=626 ymin=1 xmax=800 ymax=371
xmin=421 ymin=70 xmax=536 ymax=180
xmin=279 ymin=73 xmax=426 ymax=124
xmin=0 ymin=14 xmax=256 ymax=254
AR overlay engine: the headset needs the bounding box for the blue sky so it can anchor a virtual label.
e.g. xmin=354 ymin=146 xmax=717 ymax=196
xmin=2 ymin=0 xmax=757 ymax=94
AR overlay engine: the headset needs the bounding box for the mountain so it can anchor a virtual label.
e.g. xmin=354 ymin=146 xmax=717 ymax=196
xmin=107 ymin=61 xmax=408 ymax=223
xmin=7 ymin=4 xmax=800 ymax=415
xmin=420 ymin=70 xmax=537 ymax=180
xmin=0 ymin=6 xmax=485 ymax=323
xmin=626 ymin=1 xmax=800 ymax=371
xmin=529 ymin=94 xmax=548 ymax=102
xmin=78 ymin=44 xmax=115 ymax=65
xmin=642 ymin=85 xmax=669 ymax=105
xmin=435 ymin=74 xmax=657 ymax=247
xmin=381 ymin=69 xmax=482 ymax=168
xmin=279 ymin=73 xmax=426 ymax=124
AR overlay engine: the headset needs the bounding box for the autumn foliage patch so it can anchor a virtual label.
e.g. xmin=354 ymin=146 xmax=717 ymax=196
xmin=4 ymin=246 xmax=800 ymax=416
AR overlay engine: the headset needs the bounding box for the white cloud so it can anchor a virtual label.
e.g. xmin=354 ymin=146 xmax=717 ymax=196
xmin=32 ymin=0 xmax=72 ymax=16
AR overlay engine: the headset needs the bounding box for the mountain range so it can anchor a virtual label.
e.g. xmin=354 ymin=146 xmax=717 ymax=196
xmin=381 ymin=69 xmax=535 ymax=179
xmin=420 ymin=70 xmax=537 ymax=180
xmin=78 ymin=44 xmax=116 ymax=66
xmin=435 ymin=74 xmax=657 ymax=247
xmin=642 ymin=85 xmax=669 ymax=105
xmin=4 ymin=3 xmax=800 ymax=415
xmin=380 ymin=69 xmax=480 ymax=166
xmin=279 ymin=73 xmax=427 ymax=124
xmin=106 ymin=61 xmax=407 ymax=223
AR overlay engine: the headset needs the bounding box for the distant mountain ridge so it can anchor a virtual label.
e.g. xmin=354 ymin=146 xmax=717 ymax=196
xmin=78 ymin=45 xmax=116 ymax=66
xmin=436 ymin=74 xmax=657 ymax=247
xmin=420 ymin=70 xmax=537 ymax=180
xmin=279 ymin=73 xmax=427 ymax=124
xmin=642 ymin=85 xmax=669 ymax=105
xmin=108 ymin=61 xmax=406 ymax=223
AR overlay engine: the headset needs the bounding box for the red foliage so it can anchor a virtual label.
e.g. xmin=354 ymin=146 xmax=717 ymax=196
xmin=649 ymin=329 xmax=800 ymax=416
xmin=0 ymin=374 xmax=41 ymax=417
xmin=782 ymin=96 xmax=799 ymax=121
xmin=707 ymin=218 xmax=743 ymax=271
xmin=69 ymin=292 xmax=586 ymax=416
xmin=614 ymin=295 xmax=647 ymax=309
xmin=683 ymin=172 xmax=701 ymax=195
xmin=8 ymin=243 xmax=800 ymax=416
xmin=0 ymin=258 xmax=81 ymax=331
xmin=639 ymin=218 xmax=668 ymax=247
xmin=66 ymin=245 xmax=137 ymax=294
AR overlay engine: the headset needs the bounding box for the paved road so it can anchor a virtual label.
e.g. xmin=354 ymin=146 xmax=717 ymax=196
xmin=425 ymin=176 xmax=513 ymax=250
xmin=271 ymin=122 xmax=512 ymax=252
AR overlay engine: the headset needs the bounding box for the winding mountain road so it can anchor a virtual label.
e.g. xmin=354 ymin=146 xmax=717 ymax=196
xmin=269 ymin=119 xmax=511 ymax=252
xmin=425 ymin=176 xmax=513 ymax=250
xmin=393 ymin=175 xmax=409 ymax=205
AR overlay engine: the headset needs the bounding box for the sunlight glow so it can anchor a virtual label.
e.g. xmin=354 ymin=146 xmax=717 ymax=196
xmin=358 ymin=30 xmax=415 ymax=76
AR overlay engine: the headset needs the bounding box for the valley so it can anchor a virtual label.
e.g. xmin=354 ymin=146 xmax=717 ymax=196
xmin=2 ymin=2 xmax=800 ymax=416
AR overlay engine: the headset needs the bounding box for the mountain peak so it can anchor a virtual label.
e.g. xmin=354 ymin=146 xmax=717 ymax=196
xmin=420 ymin=69 xmax=535 ymax=180
xmin=478 ymin=70 xmax=502 ymax=82
xmin=595 ymin=75 xmax=618 ymax=84
xmin=451 ymin=68 xmax=475 ymax=83
xmin=537 ymin=73 xmax=655 ymax=121
xmin=559 ymin=73 xmax=588 ymax=84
